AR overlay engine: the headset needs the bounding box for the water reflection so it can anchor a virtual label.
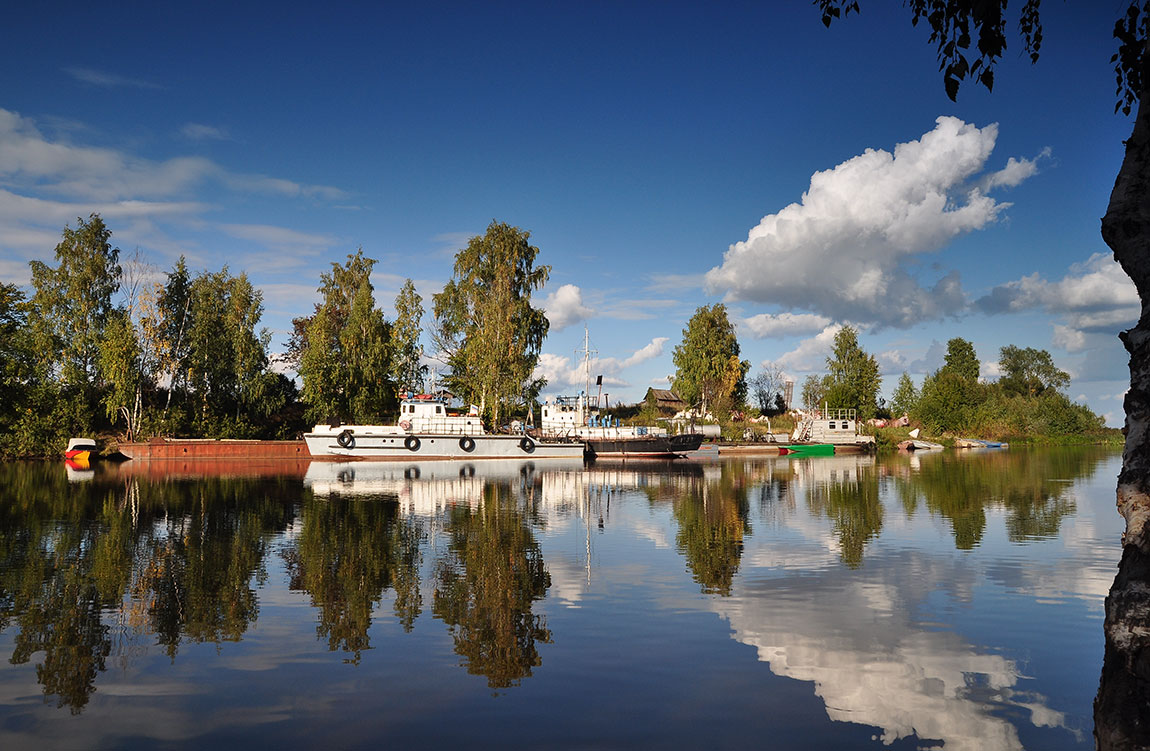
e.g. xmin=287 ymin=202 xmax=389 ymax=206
xmin=0 ymin=448 xmax=1122 ymax=750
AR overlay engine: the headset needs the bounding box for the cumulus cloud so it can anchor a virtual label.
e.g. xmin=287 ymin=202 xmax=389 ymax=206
xmin=975 ymin=252 xmax=1139 ymax=345
xmin=743 ymin=312 xmax=832 ymax=339
xmin=775 ymin=324 xmax=843 ymax=372
xmin=533 ymin=337 xmax=670 ymax=394
xmin=542 ymin=284 xmax=594 ymax=331
xmin=705 ymin=117 xmax=1037 ymax=329
xmin=622 ymin=337 xmax=668 ymax=368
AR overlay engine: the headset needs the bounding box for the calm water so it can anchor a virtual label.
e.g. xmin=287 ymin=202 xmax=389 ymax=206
xmin=0 ymin=447 xmax=1125 ymax=750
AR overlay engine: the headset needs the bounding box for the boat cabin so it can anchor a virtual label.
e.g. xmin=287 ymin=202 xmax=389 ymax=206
xmin=398 ymin=395 xmax=483 ymax=435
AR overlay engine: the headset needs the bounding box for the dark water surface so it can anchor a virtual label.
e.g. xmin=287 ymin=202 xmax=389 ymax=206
xmin=0 ymin=447 xmax=1124 ymax=749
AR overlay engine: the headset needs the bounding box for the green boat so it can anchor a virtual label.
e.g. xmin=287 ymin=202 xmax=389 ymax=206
xmin=779 ymin=443 xmax=835 ymax=456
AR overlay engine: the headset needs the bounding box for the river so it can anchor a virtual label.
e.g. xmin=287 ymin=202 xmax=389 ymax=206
xmin=0 ymin=447 xmax=1124 ymax=749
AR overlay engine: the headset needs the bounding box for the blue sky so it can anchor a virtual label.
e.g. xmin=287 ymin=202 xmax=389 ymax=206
xmin=0 ymin=2 xmax=1138 ymax=425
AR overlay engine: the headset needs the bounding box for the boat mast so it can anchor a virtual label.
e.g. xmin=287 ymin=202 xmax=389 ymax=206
xmin=577 ymin=326 xmax=597 ymax=419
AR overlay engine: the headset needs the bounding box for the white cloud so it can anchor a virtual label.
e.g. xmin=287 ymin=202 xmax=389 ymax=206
xmin=980 ymin=148 xmax=1050 ymax=191
xmin=743 ymin=312 xmax=832 ymax=339
xmin=977 ymin=253 xmax=1138 ymax=379
xmin=0 ymin=107 xmax=343 ymax=202
xmin=181 ymin=123 xmax=231 ymax=141
xmin=622 ymin=337 xmax=668 ymax=368
xmin=976 ymin=252 xmax=1138 ymax=335
xmin=63 ymin=66 xmax=162 ymax=89
xmin=534 ymin=337 xmax=670 ymax=395
xmin=220 ymin=224 xmax=336 ymax=251
xmin=542 ymin=283 xmax=593 ymax=331
xmin=705 ymin=117 xmax=1033 ymax=329
xmin=775 ymin=324 xmax=843 ymax=373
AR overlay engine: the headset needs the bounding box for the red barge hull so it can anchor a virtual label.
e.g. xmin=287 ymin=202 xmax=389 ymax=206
xmin=118 ymin=438 xmax=308 ymax=460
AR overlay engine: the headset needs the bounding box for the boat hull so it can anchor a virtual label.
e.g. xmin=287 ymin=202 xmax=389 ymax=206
xmin=118 ymin=439 xmax=308 ymax=460
xmin=304 ymin=430 xmax=584 ymax=460
xmin=585 ymin=433 xmax=705 ymax=458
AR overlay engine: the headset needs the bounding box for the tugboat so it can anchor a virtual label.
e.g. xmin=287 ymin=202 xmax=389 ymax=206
xmin=304 ymin=394 xmax=584 ymax=460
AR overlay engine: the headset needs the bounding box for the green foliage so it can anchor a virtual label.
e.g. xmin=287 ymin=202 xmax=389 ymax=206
xmin=392 ymin=278 xmax=426 ymax=393
xmin=180 ymin=268 xmax=274 ymax=437
xmin=97 ymin=309 xmax=142 ymax=439
xmin=432 ymin=221 xmax=550 ymax=426
xmin=942 ymin=338 xmax=980 ymax=382
xmin=671 ymin=304 xmax=750 ymax=417
xmin=823 ymin=326 xmax=881 ymax=420
xmin=27 ymin=214 xmax=121 ymax=393
xmin=299 ymin=250 xmax=396 ymax=425
xmin=800 ymin=373 xmax=829 ymax=410
xmin=890 ymin=372 xmax=919 ymax=417
xmin=998 ymin=345 xmax=1070 ymax=398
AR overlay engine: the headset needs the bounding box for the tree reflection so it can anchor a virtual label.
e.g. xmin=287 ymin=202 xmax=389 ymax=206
xmin=283 ymin=493 xmax=425 ymax=662
xmin=803 ymin=461 xmax=883 ymax=568
xmin=673 ymin=462 xmax=752 ymax=595
xmin=0 ymin=464 xmax=297 ymax=711
xmin=892 ymin=448 xmax=1102 ymax=549
xmin=432 ymin=481 xmax=551 ymax=689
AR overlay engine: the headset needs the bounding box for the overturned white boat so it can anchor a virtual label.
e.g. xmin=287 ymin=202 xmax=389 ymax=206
xmin=304 ymin=394 xmax=584 ymax=460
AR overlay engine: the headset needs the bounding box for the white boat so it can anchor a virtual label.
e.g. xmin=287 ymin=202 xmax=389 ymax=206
xmin=304 ymin=394 xmax=585 ymax=460
xmin=538 ymin=328 xmax=704 ymax=458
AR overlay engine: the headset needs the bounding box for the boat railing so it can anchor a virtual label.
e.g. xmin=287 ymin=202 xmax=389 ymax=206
xmin=412 ymin=418 xmax=483 ymax=436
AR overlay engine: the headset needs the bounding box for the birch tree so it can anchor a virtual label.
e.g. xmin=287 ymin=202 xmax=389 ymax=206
xmin=432 ymin=221 xmax=550 ymax=425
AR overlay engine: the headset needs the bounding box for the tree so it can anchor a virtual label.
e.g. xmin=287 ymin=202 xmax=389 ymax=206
xmin=750 ymin=362 xmax=789 ymax=416
xmin=28 ymin=214 xmax=121 ymax=396
xmin=800 ymin=373 xmax=829 ymax=411
xmin=0 ymin=284 xmax=34 ymax=453
xmin=392 ymin=278 xmax=426 ymax=394
xmin=432 ymin=221 xmax=550 ymax=426
xmin=824 ymin=326 xmax=881 ymax=420
xmin=941 ymin=338 xmax=980 ymax=383
xmin=97 ymin=309 xmax=142 ymax=441
xmin=998 ymin=345 xmax=1070 ymax=398
xmin=672 ymin=304 xmax=750 ymax=417
xmin=890 ymin=372 xmax=919 ymax=417
xmin=181 ymin=267 xmax=274 ymax=436
xmin=298 ymin=250 xmax=395 ymax=425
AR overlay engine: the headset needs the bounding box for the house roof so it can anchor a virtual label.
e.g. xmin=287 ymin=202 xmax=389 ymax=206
xmin=646 ymin=388 xmax=686 ymax=406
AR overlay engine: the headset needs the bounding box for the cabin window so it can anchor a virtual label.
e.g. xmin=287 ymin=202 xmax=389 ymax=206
xmin=829 ymin=421 xmax=836 ymax=429
xmin=843 ymin=421 xmax=851 ymax=430
xmin=436 ymin=406 xmax=443 ymax=414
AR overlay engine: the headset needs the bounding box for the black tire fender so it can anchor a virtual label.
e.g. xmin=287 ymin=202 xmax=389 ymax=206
xmin=337 ymin=430 xmax=355 ymax=449
xmin=405 ymin=435 xmax=421 ymax=452
xmin=459 ymin=436 xmax=476 ymax=453
xmin=520 ymin=436 xmax=535 ymax=453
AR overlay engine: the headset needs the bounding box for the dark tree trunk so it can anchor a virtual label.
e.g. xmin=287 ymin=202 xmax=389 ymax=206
xmin=1096 ymin=75 xmax=1150 ymax=751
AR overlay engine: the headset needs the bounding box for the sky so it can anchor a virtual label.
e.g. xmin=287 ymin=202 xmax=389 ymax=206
xmin=0 ymin=2 xmax=1139 ymax=425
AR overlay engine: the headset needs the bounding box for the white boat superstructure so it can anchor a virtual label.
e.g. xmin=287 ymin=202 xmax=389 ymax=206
xmin=304 ymin=395 xmax=584 ymax=460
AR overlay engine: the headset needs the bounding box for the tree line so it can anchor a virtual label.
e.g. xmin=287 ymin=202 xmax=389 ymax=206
xmin=668 ymin=304 xmax=1107 ymax=440
xmin=0 ymin=215 xmax=550 ymax=457
xmin=0 ymin=214 xmax=1108 ymax=457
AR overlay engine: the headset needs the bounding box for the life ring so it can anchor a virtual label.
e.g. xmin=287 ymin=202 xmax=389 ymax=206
xmin=399 ymin=420 xmax=412 ymax=431
xmin=459 ymin=436 xmax=476 ymax=453
xmin=405 ymin=436 xmax=421 ymax=452
xmin=337 ymin=430 xmax=355 ymax=449
xmin=519 ymin=436 xmax=535 ymax=454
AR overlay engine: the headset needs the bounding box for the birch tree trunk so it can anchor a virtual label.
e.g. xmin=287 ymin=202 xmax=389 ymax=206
xmin=1095 ymin=71 xmax=1150 ymax=751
